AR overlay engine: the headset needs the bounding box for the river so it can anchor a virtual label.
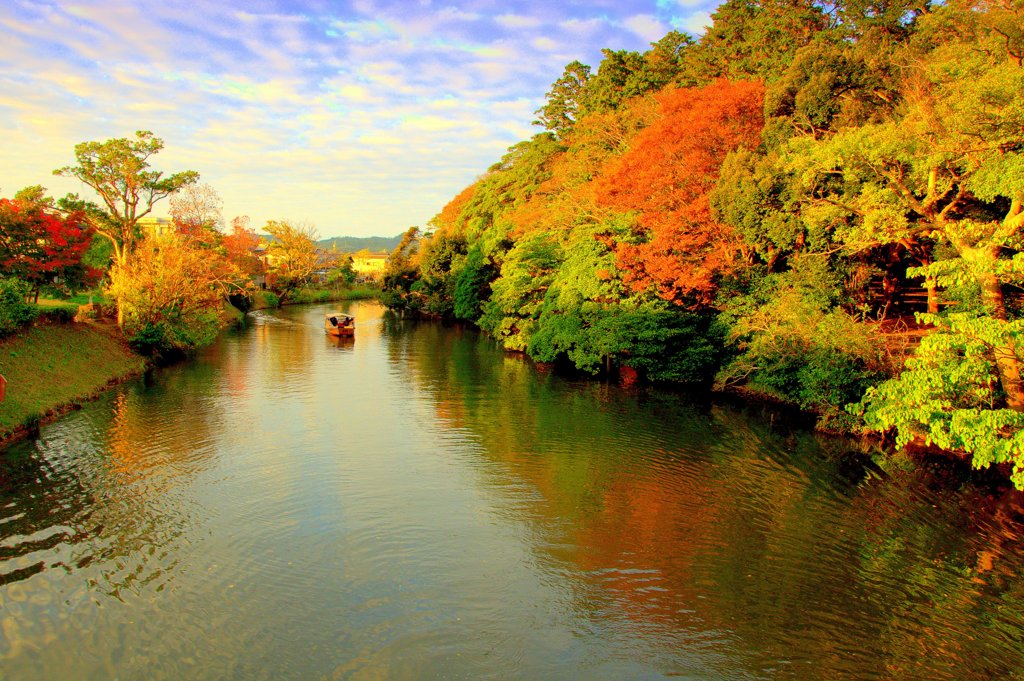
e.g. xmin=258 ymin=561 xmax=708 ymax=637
xmin=1 ymin=301 xmax=1023 ymax=680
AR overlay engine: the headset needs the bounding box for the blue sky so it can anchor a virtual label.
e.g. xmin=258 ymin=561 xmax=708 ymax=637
xmin=0 ymin=1 xmax=718 ymax=238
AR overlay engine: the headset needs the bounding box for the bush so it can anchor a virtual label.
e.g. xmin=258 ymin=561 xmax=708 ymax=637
xmin=527 ymin=301 xmax=724 ymax=383
xmin=38 ymin=305 xmax=78 ymax=324
xmin=127 ymin=310 xmax=221 ymax=360
xmin=254 ymin=291 xmax=280 ymax=309
xmin=717 ymin=274 xmax=887 ymax=423
xmin=0 ymin=278 xmax=38 ymax=337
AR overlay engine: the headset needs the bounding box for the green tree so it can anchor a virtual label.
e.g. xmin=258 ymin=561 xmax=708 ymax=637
xmin=534 ymin=60 xmax=592 ymax=139
xmin=697 ymin=0 xmax=831 ymax=82
xmin=54 ymin=131 xmax=198 ymax=324
xmin=578 ymin=49 xmax=648 ymax=116
xmin=0 ymin=277 xmax=37 ymax=337
xmin=380 ymin=226 xmax=423 ymax=311
xmin=855 ymin=313 xmax=1024 ymax=489
xmin=479 ymin=233 xmax=563 ymax=350
xmin=790 ymin=0 xmax=1024 ymax=407
xmin=416 ymin=232 xmax=468 ymax=317
xmin=453 ymin=246 xmax=494 ymax=321
xmin=54 ymin=131 xmax=198 ymax=268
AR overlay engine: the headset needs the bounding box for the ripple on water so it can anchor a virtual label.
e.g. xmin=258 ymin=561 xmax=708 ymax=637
xmin=3 ymin=305 xmax=1024 ymax=681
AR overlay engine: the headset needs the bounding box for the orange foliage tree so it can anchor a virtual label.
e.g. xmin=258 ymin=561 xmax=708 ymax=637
xmin=596 ymin=79 xmax=765 ymax=305
xmin=431 ymin=183 xmax=477 ymax=236
xmin=222 ymin=215 xmax=262 ymax=276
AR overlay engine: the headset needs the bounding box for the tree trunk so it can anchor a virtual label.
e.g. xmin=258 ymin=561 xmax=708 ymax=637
xmin=926 ymin=277 xmax=940 ymax=314
xmin=979 ymin=270 xmax=1024 ymax=412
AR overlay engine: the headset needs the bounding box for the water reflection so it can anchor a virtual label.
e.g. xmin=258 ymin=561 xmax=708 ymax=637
xmin=390 ymin=315 xmax=1024 ymax=679
xmin=0 ymin=303 xmax=1022 ymax=680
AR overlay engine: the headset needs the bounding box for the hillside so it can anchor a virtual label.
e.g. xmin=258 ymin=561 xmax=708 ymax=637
xmin=378 ymin=3 xmax=1024 ymax=488
xmin=318 ymin=234 xmax=403 ymax=254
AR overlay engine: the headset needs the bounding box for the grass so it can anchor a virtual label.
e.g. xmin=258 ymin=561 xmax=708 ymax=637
xmin=287 ymin=285 xmax=379 ymax=305
xmin=0 ymin=322 xmax=146 ymax=437
xmin=251 ymin=285 xmax=379 ymax=310
xmin=37 ymin=290 xmax=111 ymax=307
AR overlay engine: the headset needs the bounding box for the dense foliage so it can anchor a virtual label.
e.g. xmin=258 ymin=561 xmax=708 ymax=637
xmin=0 ymin=192 xmax=95 ymax=301
xmin=381 ymin=0 xmax=1024 ymax=487
xmin=106 ymin=230 xmax=245 ymax=358
xmin=0 ymin=277 xmax=38 ymax=337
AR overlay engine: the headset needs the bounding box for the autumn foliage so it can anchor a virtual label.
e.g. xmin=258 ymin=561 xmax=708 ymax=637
xmin=0 ymin=197 xmax=95 ymax=300
xmin=596 ymin=79 xmax=765 ymax=304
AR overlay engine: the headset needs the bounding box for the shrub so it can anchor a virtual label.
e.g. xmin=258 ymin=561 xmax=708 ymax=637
xmin=0 ymin=277 xmax=38 ymax=337
xmin=249 ymin=290 xmax=282 ymax=309
xmin=127 ymin=310 xmax=222 ymax=360
xmin=717 ymin=278 xmax=887 ymax=422
xmin=38 ymin=305 xmax=78 ymax=324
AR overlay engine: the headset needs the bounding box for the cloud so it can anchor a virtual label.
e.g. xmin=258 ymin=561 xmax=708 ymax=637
xmin=676 ymin=11 xmax=713 ymax=36
xmin=621 ymin=14 xmax=668 ymax=42
xmin=495 ymin=13 xmax=542 ymax=30
xmin=0 ymin=0 xmax=686 ymax=236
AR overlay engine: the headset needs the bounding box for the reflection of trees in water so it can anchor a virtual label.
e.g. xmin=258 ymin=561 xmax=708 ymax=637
xmin=0 ymin=353 xmax=229 ymax=604
xmin=389 ymin=316 xmax=1024 ymax=678
xmin=0 ymin=440 xmax=96 ymax=588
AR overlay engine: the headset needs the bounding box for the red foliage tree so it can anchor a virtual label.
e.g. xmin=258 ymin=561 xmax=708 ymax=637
xmin=595 ymin=79 xmax=765 ymax=305
xmin=0 ymin=198 xmax=95 ymax=301
xmin=222 ymin=215 xmax=262 ymax=276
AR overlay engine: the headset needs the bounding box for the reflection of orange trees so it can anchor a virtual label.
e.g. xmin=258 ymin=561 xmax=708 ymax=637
xmin=106 ymin=392 xmax=139 ymax=474
xmin=105 ymin=377 xmax=219 ymax=480
xmin=397 ymin=322 xmax=1024 ymax=675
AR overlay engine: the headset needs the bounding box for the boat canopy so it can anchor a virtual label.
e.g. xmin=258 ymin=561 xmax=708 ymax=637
xmin=326 ymin=313 xmax=354 ymax=328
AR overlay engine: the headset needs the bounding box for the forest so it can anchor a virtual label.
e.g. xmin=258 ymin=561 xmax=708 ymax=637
xmin=379 ymin=0 xmax=1024 ymax=488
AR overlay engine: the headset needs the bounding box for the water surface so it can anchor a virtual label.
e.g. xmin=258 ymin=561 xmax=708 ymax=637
xmin=2 ymin=301 xmax=1023 ymax=679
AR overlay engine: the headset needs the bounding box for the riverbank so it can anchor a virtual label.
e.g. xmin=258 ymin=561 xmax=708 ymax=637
xmin=0 ymin=321 xmax=147 ymax=444
xmin=0 ymin=286 xmax=380 ymax=447
xmin=249 ymin=284 xmax=378 ymax=310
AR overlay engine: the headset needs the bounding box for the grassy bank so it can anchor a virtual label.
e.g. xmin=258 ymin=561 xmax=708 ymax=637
xmin=251 ymin=285 xmax=378 ymax=310
xmin=0 ymin=322 xmax=146 ymax=440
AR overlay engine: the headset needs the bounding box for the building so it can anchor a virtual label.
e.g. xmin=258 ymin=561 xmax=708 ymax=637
xmin=351 ymin=254 xmax=387 ymax=281
xmin=137 ymin=216 xmax=174 ymax=237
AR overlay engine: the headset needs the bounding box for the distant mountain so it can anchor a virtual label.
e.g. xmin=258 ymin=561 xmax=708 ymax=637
xmin=318 ymin=234 xmax=403 ymax=254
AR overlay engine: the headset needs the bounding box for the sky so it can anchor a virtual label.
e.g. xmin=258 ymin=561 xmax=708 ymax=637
xmin=0 ymin=1 xmax=719 ymax=238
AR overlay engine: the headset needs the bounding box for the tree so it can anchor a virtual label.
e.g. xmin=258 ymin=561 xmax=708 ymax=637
xmin=577 ymin=49 xmax=648 ymax=117
xmin=791 ymin=1 xmax=1024 ymax=406
xmin=478 ymin=232 xmax=563 ymax=350
xmin=415 ymin=231 xmax=468 ymax=316
xmin=596 ymin=79 xmax=766 ymax=305
xmin=54 ymin=131 xmax=198 ymax=323
xmin=380 ymin=226 xmax=423 ymax=311
xmin=697 ymin=0 xmax=832 ymax=82
xmin=0 ymin=193 xmax=94 ymax=302
xmin=533 ymin=61 xmax=592 ymax=139
xmin=453 ymin=246 xmax=495 ymax=321
xmin=264 ymin=220 xmax=321 ymax=305
xmin=107 ymin=230 xmax=243 ymax=357
xmin=856 ymin=313 xmax=1024 ymax=489
xmin=0 ymin=277 xmax=37 ymax=337
xmin=169 ymin=182 xmax=223 ymax=242
xmin=222 ymin=215 xmax=262 ymax=276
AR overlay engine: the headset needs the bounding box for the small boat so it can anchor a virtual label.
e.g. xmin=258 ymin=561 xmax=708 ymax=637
xmin=325 ymin=312 xmax=355 ymax=337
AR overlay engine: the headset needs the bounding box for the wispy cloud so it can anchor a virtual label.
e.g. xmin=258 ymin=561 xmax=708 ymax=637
xmin=0 ymin=0 xmax=721 ymax=236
